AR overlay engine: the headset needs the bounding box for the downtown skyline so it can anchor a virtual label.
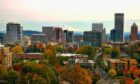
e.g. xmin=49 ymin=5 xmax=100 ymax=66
xmin=0 ymin=0 xmax=140 ymax=33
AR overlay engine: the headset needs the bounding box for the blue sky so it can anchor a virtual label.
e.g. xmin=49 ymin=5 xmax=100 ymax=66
xmin=0 ymin=0 xmax=140 ymax=33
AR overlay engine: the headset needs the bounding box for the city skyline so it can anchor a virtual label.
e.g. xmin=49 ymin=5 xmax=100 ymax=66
xmin=0 ymin=0 xmax=140 ymax=33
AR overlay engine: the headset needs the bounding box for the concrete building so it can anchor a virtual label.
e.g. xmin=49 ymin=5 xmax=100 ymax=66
xmin=115 ymin=13 xmax=124 ymax=42
xmin=107 ymin=58 xmax=137 ymax=71
xmin=6 ymin=22 xmax=23 ymax=45
xmin=92 ymin=23 xmax=106 ymax=44
xmin=53 ymin=27 xmax=66 ymax=44
xmin=42 ymin=27 xmax=66 ymax=44
xmin=42 ymin=27 xmax=54 ymax=42
xmin=31 ymin=34 xmax=47 ymax=44
xmin=130 ymin=23 xmax=138 ymax=42
xmin=83 ymin=31 xmax=102 ymax=47
xmin=74 ymin=35 xmax=83 ymax=43
xmin=0 ymin=44 xmax=12 ymax=68
xmin=13 ymin=53 xmax=43 ymax=59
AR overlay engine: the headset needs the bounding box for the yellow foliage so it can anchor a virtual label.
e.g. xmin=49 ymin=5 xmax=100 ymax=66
xmin=11 ymin=45 xmax=23 ymax=54
xmin=108 ymin=68 xmax=117 ymax=78
xmin=59 ymin=64 xmax=92 ymax=84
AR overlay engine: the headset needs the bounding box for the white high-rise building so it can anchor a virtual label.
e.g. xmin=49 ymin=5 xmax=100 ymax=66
xmin=6 ymin=22 xmax=23 ymax=45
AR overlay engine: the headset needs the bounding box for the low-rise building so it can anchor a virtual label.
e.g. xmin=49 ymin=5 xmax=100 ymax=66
xmin=13 ymin=53 xmax=43 ymax=59
xmin=107 ymin=58 xmax=137 ymax=71
xmin=0 ymin=44 xmax=12 ymax=68
xmin=31 ymin=34 xmax=47 ymax=44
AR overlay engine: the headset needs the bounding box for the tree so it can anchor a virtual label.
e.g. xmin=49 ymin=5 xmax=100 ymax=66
xmin=104 ymin=47 xmax=112 ymax=54
xmin=133 ymin=53 xmax=140 ymax=63
xmin=0 ymin=64 xmax=7 ymax=80
xmin=59 ymin=64 xmax=92 ymax=84
xmin=19 ymin=62 xmax=58 ymax=84
xmin=108 ymin=69 xmax=117 ymax=78
xmin=76 ymin=46 xmax=96 ymax=59
xmin=7 ymin=70 xmax=19 ymax=84
xmin=111 ymin=47 xmax=120 ymax=58
xmin=11 ymin=45 xmax=23 ymax=54
xmin=32 ymin=44 xmax=40 ymax=52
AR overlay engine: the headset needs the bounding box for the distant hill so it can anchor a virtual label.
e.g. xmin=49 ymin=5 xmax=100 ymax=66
xmin=23 ymin=30 xmax=42 ymax=36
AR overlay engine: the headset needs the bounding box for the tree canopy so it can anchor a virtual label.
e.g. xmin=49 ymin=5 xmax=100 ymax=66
xmin=76 ymin=46 xmax=96 ymax=59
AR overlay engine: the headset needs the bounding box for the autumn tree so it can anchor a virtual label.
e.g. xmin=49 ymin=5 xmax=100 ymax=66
xmin=11 ymin=44 xmax=23 ymax=54
xmin=19 ymin=62 xmax=58 ymax=84
xmin=76 ymin=46 xmax=96 ymax=60
xmin=59 ymin=64 xmax=92 ymax=84
xmin=0 ymin=64 xmax=7 ymax=80
xmin=108 ymin=68 xmax=117 ymax=78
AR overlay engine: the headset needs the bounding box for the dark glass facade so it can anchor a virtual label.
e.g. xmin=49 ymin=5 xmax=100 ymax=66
xmin=115 ymin=13 xmax=124 ymax=42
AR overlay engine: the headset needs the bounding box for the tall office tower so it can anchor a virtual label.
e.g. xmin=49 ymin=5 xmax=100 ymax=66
xmin=53 ymin=27 xmax=66 ymax=44
xmin=42 ymin=27 xmax=54 ymax=42
xmin=6 ymin=23 xmax=23 ymax=45
xmin=92 ymin=23 xmax=103 ymax=32
xmin=0 ymin=33 xmax=5 ymax=44
xmin=92 ymin=23 xmax=106 ymax=44
xmin=64 ymin=30 xmax=73 ymax=43
xmin=115 ymin=13 xmax=124 ymax=42
xmin=130 ymin=23 xmax=138 ymax=42
xmin=110 ymin=29 xmax=120 ymax=42
xmin=83 ymin=31 xmax=102 ymax=47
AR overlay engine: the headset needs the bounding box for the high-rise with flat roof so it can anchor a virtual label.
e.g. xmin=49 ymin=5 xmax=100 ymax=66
xmin=31 ymin=34 xmax=47 ymax=44
xmin=92 ymin=23 xmax=106 ymax=44
xmin=64 ymin=30 xmax=73 ymax=43
xmin=115 ymin=13 xmax=124 ymax=42
xmin=6 ymin=23 xmax=23 ymax=45
xmin=110 ymin=29 xmax=120 ymax=42
xmin=83 ymin=31 xmax=102 ymax=47
xmin=42 ymin=27 xmax=54 ymax=42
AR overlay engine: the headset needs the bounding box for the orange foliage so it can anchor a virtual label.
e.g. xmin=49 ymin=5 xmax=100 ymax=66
xmin=133 ymin=69 xmax=140 ymax=78
xmin=125 ymin=78 xmax=134 ymax=84
xmin=44 ymin=49 xmax=55 ymax=57
xmin=59 ymin=64 xmax=92 ymax=84
xmin=36 ymin=43 xmax=44 ymax=49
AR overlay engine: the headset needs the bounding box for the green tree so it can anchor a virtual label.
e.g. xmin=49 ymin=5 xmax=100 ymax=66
xmin=133 ymin=53 xmax=140 ymax=63
xmin=111 ymin=47 xmax=120 ymax=58
xmin=104 ymin=48 xmax=112 ymax=54
xmin=76 ymin=46 xmax=96 ymax=59
xmin=7 ymin=70 xmax=19 ymax=84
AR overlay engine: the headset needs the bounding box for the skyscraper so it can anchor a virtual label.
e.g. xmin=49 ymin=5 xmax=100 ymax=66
xmin=130 ymin=23 xmax=138 ymax=42
xmin=64 ymin=30 xmax=73 ymax=43
xmin=115 ymin=13 xmax=124 ymax=42
xmin=92 ymin=23 xmax=106 ymax=44
xmin=110 ymin=29 xmax=120 ymax=42
xmin=54 ymin=27 xmax=65 ymax=43
xmin=6 ymin=23 xmax=23 ymax=45
xmin=42 ymin=27 xmax=54 ymax=42
xmin=83 ymin=31 xmax=102 ymax=47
